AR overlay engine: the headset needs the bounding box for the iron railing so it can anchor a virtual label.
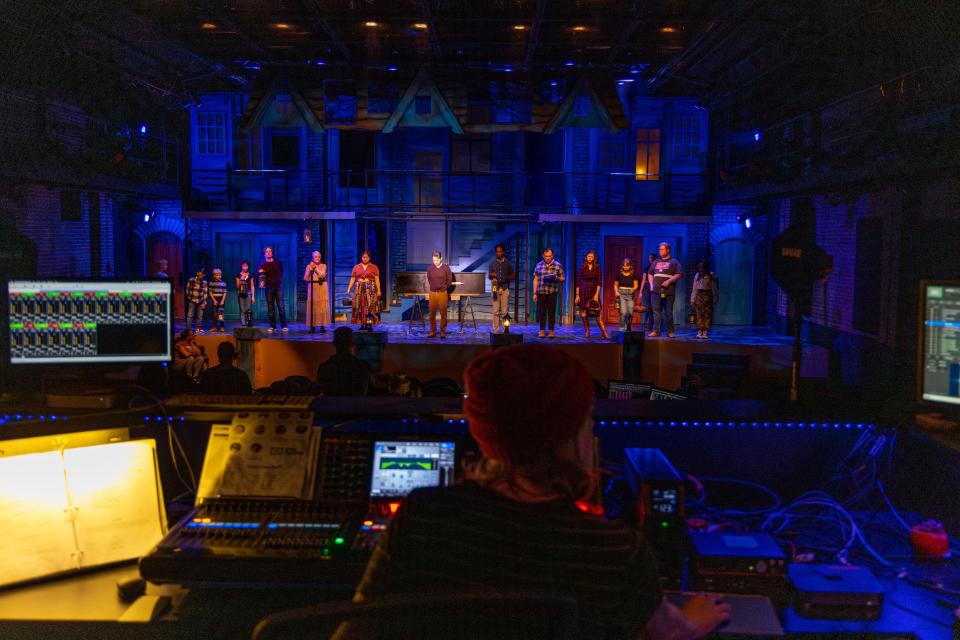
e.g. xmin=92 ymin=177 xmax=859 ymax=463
xmin=188 ymin=168 xmax=708 ymax=215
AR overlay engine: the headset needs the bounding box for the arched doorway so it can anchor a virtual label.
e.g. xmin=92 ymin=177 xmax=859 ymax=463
xmin=147 ymin=232 xmax=184 ymax=320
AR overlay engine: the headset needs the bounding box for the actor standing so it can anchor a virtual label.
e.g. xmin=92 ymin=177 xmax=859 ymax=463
xmin=346 ymin=251 xmax=381 ymax=327
xmin=236 ymin=260 xmax=255 ymax=327
xmin=426 ymin=251 xmax=453 ymax=338
xmin=575 ymin=251 xmax=608 ymax=339
xmin=304 ymin=251 xmax=330 ymax=334
xmin=258 ymin=246 xmax=287 ymax=334
xmin=208 ymin=268 xmax=227 ymax=333
xmin=690 ymin=262 xmax=720 ymax=340
xmin=613 ymin=258 xmax=640 ymax=332
xmin=185 ymin=267 xmax=208 ymax=334
xmin=648 ymin=242 xmax=682 ymax=338
xmin=488 ymin=244 xmax=515 ymax=333
xmin=532 ymin=247 xmax=565 ymax=339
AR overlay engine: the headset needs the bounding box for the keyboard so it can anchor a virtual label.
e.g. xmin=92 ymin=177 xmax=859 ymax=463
xmin=165 ymin=394 xmax=314 ymax=410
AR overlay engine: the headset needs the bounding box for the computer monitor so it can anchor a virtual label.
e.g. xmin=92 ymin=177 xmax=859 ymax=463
xmin=5 ymin=279 xmax=173 ymax=365
xmin=369 ymin=440 xmax=456 ymax=498
xmin=918 ymin=281 xmax=960 ymax=407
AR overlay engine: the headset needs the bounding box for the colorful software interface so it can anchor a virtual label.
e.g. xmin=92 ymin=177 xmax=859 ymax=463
xmin=8 ymin=280 xmax=172 ymax=364
xmin=922 ymin=284 xmax=960 ymax=406
xmin=369 ymin=441 xmax=456 ymax=498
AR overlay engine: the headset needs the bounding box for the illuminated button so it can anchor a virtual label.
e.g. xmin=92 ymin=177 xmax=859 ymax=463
xmin=755 ymin=560 xmax=767 ymax=573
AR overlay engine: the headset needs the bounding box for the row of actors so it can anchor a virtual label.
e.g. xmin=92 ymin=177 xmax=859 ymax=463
xmin=175 ymin=242 xmax=720 ymax=339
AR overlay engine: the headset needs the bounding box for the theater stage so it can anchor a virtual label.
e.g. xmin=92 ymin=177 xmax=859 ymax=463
xmin=191 ymin=322 xmax=828 ymax=392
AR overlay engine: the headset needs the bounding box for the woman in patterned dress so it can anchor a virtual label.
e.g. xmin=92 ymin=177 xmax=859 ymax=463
xmin=575 ymin=251 xmax=609 ymax=339
xmin=346 ymin=251 xmax=381 ymax=327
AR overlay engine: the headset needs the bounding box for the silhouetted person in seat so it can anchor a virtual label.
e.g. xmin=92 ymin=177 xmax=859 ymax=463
xmin=316 ymin=327 xmax=372 ymax=396
xmin=351 ymin=344 xmax=730 ymax=639
xmin=200 ymin=341 xmax=252 ymax=395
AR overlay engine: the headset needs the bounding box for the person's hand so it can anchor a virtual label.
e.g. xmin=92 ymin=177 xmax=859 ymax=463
xmin=575 ymin=295 xmax=580 ymax=304
xmin=679 ymin=593 xmax=731 ymax=639
xmin=592 ymin=294 xmax=599 ymax=302
xmin=533 ymin=293 xmax=538 ymax=302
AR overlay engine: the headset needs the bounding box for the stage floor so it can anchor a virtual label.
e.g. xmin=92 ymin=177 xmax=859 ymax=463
xmin=190 ymin=321 xmax=828 ymax=391
xmin=184 ymin=320 xmax=803 ymax=347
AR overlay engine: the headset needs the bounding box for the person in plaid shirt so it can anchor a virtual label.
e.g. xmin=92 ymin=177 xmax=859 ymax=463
xmin=186 ymin=267 xmax=208 ymax=334
xmin=208 ymin=268 xmax=228 ymax=333
xmin=532 ymin=247 xmax=565 ymax=338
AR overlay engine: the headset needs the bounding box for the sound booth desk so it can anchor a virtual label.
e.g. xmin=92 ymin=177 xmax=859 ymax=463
xmin=0 ymin=399 xmax=955 ymax=639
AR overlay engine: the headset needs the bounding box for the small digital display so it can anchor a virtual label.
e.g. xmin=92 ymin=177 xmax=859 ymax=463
xmin=651 ymin=488 xmax=678 ymax=515
xmin=7 ymin=280 xmax=172 ymax=365
xmin=369 ymin=441 xmax=456 ymax=498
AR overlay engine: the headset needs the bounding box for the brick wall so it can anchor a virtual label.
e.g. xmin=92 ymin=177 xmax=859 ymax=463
xmin=570 ymin=128 xmax=591 ymax=212
xmin=305 ymin=130 xmax=324 ymax=208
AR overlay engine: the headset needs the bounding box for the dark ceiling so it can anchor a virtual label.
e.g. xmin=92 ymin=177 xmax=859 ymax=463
xmin=131 ymin=0 xmax=727 ymax=77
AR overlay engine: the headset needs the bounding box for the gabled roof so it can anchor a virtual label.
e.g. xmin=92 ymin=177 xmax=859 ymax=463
xmin=240 ymin=76 xmax=323 ymax=133
xmin=383 ymin=67 xmax=463 ymax=134
xmin=543 ymin=75 xmax=627 ymax=134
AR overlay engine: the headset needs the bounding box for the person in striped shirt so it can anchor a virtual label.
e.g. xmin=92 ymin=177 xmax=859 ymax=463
xmin=353 ymin=344 xmax=729 ymax=639
xmin=208 ymin=268 xmax=227 ymax=333
xmin=185 ymin=268 xmax=208 ymax=334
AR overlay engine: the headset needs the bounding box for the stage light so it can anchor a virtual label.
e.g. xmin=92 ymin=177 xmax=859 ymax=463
xmin=316 ymin=59 xmax=325 ymax=65
xmin=745 ymin=218 xmax=752 ymax=229
xmin=571 ymin=25 xmax=589 ymax=32
xmin=201 ymin=22 xmax=217 ymax=30
xmin=143 ymin=213 xmax=150 ymax=222
xmin=660 ymin=26 xmax=678 ymax=33
xmin=753 ymin=130 xmax=761 ymax=142
xmin=139 ymin=124 xmax=147 ymax=134
xmin=387 ymin=65 xmax=398 ymax=71
xmin=364 ymin=21 xmax=379 ymax=28
xmin=513 ymin=24 xmax=527 ymax=31
xmin=565 ymin=60 xmax=575 ymax=67
xmin=272 ymin=23 xmax=292 ymax=30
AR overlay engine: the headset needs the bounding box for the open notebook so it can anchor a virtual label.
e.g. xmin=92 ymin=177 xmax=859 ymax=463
xmin=0 ymin=439 xmax=166 ymax=588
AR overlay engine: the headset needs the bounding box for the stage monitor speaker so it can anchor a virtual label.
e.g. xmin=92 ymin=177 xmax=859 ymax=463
xmin=354 ymin=330 xmax=386 ymax=372
xmin=490 ymin=333 xmax=523 ymax=348
xmin=622 ymin=330 xmax=645 ymax=383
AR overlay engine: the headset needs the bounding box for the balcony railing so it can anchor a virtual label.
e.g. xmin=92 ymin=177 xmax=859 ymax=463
xmin=188 ymin=168 xmax=708 ymax=216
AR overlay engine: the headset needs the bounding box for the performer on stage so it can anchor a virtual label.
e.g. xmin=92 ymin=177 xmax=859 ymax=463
xmin=303 ymin=251 xmax=330 ymax=334
xmin=575 ymin=251 xmax=608 ymax=339
xmin=258 ymin=246 xmax=287 ymax=334
xmin=648 ymin=242 xmax=682 ymax=338
xmin=185 ymin=267 xmax=208 ymax=334
xmin=208 ymin=268 xmax=227 ymax=333
xmin=346 ymin=251 xmax=381 ymax=327
xmin=236 ymin=260 xmax=255 ymax=327
xmin=488 ymin=244 xmax=515 ymax=333
xmin=426 ymin=251 xmax=453 ymax=338
xmin=613 ymin=257 xmax=640 ymax=332
xmin=532 ymin=247 xmax=565 ymax=339
xmin=690 ymin=262 xmax=719 ymax=340
xmin=641 ymin=252 xmax=657 ymax=333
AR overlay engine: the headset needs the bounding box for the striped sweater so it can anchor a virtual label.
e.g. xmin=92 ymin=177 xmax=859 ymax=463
xmin=355 ymin=482 xmax=662 ymax=639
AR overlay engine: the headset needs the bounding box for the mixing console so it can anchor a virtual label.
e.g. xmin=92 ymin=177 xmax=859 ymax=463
xmin=7 ymin=280 xmax=171 ymax=364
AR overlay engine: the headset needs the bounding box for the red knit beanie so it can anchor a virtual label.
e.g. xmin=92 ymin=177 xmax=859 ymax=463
xmin=464 ymin=344 xmax=595 ymax=464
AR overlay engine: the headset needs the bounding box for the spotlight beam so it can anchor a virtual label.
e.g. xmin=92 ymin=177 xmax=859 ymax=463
xmin=522 ymin=0 xmax=548 ymax=73
xmin=300 ymin=0 xmax=353 ymax=62
xmin=417 ymin=0 xmax=443 ymax=62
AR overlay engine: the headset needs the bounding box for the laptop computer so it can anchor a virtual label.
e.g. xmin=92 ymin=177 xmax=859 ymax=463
xmin=665 ymin=592 xmax=784 ymax=638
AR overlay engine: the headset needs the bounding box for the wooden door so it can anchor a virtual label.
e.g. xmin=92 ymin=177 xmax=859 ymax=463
xmin=146 ymin=232 xmax=183 ymax=321
xmin=714 ymin=239 xmax=753 ymax=325
xmin=603 ymin=237 xmax=645 ymax=325
xmin=217 ymin=234 xmax=257 ymax=321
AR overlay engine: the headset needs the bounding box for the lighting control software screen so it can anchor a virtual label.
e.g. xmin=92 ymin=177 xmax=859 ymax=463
xmin=369 ymin=441 xmax=456 ymax=498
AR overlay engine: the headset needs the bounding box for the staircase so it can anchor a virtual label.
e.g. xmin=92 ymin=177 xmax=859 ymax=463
xmin=448 ymin=223 xmax=527 ymax=325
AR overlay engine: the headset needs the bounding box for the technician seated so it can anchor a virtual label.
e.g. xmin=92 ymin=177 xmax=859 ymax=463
xmin=351 ymin=344 xmax=730 ymax=639
xmin=316 ymin=327 xmax=373 ymax=396
xmin=200 ymin=341 xmax=252 ymax=395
